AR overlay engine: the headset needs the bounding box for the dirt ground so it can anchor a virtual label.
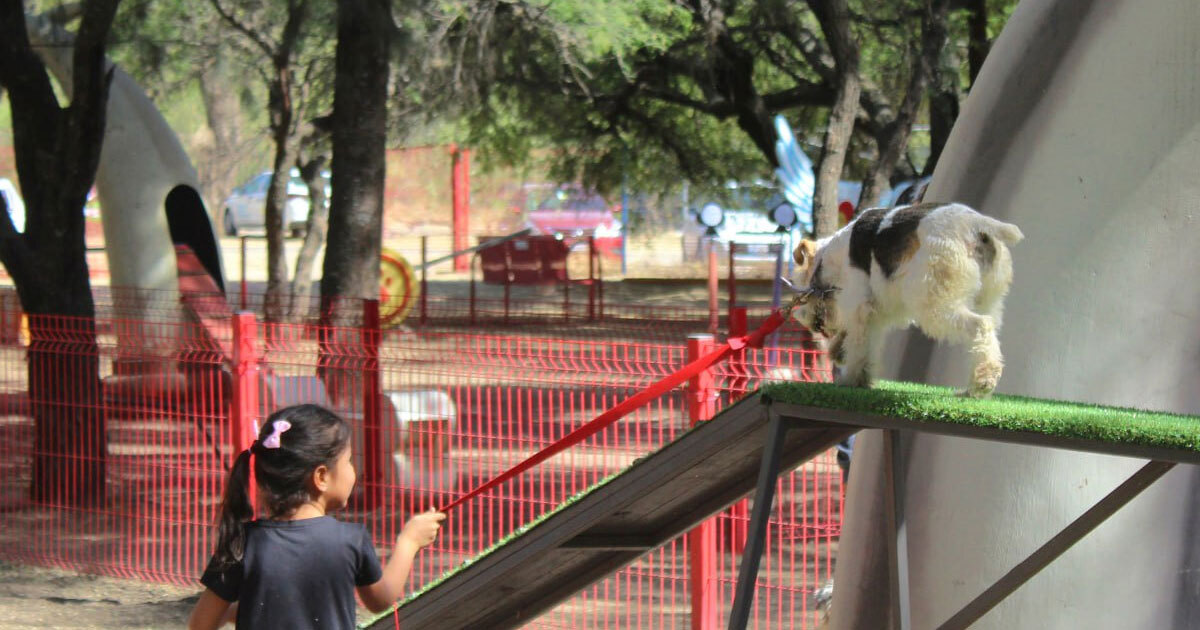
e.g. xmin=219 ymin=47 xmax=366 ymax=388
xmin=0 ymin=561 xmax=197 ymax=629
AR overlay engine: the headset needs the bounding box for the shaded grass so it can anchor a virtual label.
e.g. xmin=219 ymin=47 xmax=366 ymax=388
xmin=763 ymin=380 xmax=1200 ymax=452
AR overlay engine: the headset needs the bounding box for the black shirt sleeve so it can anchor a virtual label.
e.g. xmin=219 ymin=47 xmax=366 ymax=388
xmin=354 ymin=526 xmax=384 ymax=586
xmin=200 ymin=556 xmax=243 ymax=602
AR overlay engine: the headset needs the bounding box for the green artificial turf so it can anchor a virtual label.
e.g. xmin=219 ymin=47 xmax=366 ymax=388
xmin=762 ymin=380 xmax=1200 ymax=452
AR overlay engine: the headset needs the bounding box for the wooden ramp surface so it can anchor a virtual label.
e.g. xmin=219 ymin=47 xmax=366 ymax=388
xmin=367 ymin=392 xmax=853 ymax=630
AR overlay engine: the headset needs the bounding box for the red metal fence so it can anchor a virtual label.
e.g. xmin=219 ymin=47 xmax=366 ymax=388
xmin=0 ymin=294 xmax=842 ymax=629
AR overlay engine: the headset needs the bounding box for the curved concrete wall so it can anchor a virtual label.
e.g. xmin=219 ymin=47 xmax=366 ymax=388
xmin=27 ymin=17 xmax=224 ymax=305
xmin=832 ymin=1 xmax=1200 ymax=627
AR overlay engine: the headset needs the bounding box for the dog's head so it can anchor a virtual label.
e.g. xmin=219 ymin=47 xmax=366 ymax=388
xmin=793 ymin=239 xmax=818 ymax=281
xmin=788 ymin=238 xmax=839 ymax=337
xmin=791 ymin=284 xmax=839 ymax=338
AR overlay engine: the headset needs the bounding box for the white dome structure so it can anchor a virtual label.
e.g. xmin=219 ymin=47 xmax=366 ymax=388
xmin=831 ymin=1 xmax=1200 ymax=628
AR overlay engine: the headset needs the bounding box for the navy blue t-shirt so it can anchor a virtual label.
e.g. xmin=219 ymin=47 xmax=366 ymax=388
xmin=201 ymin=516 xmax=383 ymax=629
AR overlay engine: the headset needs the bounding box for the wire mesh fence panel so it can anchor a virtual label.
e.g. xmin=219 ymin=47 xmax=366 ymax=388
xmin=0 ymin=291 xmax=843 ymax=628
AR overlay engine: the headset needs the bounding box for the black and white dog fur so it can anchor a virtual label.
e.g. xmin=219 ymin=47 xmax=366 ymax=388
xmin=791 ymin=202 xmax=1023 ymax=397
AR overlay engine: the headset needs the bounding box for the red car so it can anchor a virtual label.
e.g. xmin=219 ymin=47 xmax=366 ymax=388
xmin=524 ymin=188 xmax=623 ymax=259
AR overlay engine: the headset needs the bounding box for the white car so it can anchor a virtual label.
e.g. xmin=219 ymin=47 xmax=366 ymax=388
xmin=222 ymin=168 xmax=329 ymax=238
xmin=0 ymin=178 xmax=25 ymax=233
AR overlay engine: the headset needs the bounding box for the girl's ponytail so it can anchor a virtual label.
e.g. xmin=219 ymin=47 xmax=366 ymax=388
xmin=214 ymin=448 xmax=255 ymax=568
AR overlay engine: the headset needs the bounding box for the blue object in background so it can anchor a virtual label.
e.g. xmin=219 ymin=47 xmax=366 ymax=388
xmin=772 ymin=115 xmax=815 ymax=234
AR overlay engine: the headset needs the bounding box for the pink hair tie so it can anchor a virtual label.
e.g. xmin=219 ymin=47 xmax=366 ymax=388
xmin=262 ymin=420 xmax=292 ymax=449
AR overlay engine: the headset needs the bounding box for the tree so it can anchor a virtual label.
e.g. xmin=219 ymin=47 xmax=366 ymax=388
xmin=319 ymin=0 xmax=390 ymax=313
xmin=0 ymin=0 xmax=121 ymax=506
xmin=856 ymin=0 xmax=951 ymax=208
xmin=807 ymin=0 xmax=861 ymax=236
xmin=289 ymin=125 xmax=329 ymax=318
xmin=443 ymin=0 xmax=1016 ymax=236
xmin=208 ymin=0 xmax=335 ymax=320
xmin=109 ymin=0 xmax=256 ymax=225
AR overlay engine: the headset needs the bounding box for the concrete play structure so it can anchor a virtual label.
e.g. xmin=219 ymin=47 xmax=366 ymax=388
xmin=23 ymin=15 xmax=457 ymax=493
xmin=831 ymin=1 xmax=1200 ymax=627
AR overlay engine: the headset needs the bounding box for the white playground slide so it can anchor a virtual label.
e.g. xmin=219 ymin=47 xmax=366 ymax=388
xmin=832 ymin=1 xmax=1200 ymax=628
xmin=25 ymin=16 xmax=225 ymax=325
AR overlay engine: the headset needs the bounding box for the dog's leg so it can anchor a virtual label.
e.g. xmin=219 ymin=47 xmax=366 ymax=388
xmin=834 ymin=305 xmax=876 ymax=388
xmin=827 ymin=331 xmax=847 ymax=366
xmin=918 ymin=306 xmax=1003 ymax=397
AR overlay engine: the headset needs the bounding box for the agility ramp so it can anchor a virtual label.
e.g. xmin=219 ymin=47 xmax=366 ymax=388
xmin=365 ymin=381 xmax=1200 ymax=630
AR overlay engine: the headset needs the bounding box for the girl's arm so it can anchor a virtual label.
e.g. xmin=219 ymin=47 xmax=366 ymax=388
xmin=358 ymin=510 xmax=445 ymax=613
xmin=188 ymin=589 xmax=236 ymax=629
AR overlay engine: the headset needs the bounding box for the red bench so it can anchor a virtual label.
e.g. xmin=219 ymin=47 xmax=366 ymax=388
xmin=471 ymin=235 xmax=601 ymax=322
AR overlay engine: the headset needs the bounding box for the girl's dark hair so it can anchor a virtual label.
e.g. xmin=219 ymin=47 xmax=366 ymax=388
xmin=213 ymin=404 xmax=352 ymax=567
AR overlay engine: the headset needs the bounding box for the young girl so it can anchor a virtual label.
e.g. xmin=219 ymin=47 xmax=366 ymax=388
xmin=188 ymin=404 xmax=445 ymax=629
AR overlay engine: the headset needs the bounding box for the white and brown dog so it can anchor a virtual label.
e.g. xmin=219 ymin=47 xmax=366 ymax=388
xmin=791 ymin=202 xmax=1023 ymax=397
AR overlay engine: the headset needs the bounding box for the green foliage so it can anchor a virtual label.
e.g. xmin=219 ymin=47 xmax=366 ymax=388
xmin=448 ymin=0 xmax=1020 ymax=199
xmin=764 ymin=380 xmax=1200 ymax=453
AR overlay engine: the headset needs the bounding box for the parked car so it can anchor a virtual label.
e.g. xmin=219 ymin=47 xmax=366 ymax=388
xmin=222 ymin=168 xmax=329 ymax=238
xmin=0 ymin=178 xmax=25 ymax=233
xmin=524 ymin=186 xmax=623 ymax=258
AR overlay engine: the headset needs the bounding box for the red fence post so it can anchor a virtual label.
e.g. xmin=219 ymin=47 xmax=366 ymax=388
xmin=231 ymin=312 xmax=259 ymax=509
xmin=587 ymin=236 xmax=597 ymax=321
xmin=451 ymin=145 xmax=471 ymax=272
xmin=688 ymin=333 xmax=719 ymax=630
xmin=707 ymin=240 xmax=719 ymax=334
xmin=420 ymin=236 xmax=428 ymax=325
xmin=362 ymin=300 xmax=382 ymax=508
xmin=727 ymin=242 xmax=736 ymax=325
xmin=239 ymin=236 xmax=248 ymax=311
xmin=469 ymin=252 xmax=477 ymax=325
xmin=726 ymin=307 xmax=750 ymax=554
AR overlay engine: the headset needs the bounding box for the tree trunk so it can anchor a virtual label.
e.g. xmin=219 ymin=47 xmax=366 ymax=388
xmin=290 ymin=154 xmax=329 ymax=319
xmin=0 ymin=1 xmax=117 ymax=508
xmin=924 ymin=27 xmax=963 ymax=178
xmin=263 ymin=68 xmax=298 ymax=322
xmin=966 ymin=0 xmax=990 ymax=86
xmin=858 ymin=0 xmax=950 ymax=209
xmin=197 ymin=54 xmax=243 ymax=226
xmin=807 ymin=0 xmax=860 ymax=238
xmin=321 ymin=0 xmax=390 ymax=318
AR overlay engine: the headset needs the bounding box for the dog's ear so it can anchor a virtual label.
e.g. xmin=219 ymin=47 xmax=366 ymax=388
xmin=793 ymin=239 xmax=817 ymax=273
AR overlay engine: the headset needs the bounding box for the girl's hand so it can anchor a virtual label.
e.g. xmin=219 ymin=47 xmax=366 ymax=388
xmin=398 ymin=510 xmax=445 ymax=550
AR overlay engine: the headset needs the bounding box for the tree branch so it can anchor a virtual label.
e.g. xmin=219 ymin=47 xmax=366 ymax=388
xmin=208 ymin=0 xmax=279 ymax=58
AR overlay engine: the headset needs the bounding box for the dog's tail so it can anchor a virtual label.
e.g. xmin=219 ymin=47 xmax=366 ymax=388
xmin=975 ymin=215 xmax=1024 ymax=246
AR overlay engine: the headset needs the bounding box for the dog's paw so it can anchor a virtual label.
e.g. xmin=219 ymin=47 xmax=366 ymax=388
xmin=968 ymin=360 xmax=1003 ymax=397
xmin=834 ymin=370 xmax=873 ymax=389
xmin=960 ymin=387 xmax=992 ymax=399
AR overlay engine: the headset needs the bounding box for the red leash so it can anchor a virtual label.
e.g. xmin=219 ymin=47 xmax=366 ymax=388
xmin=438 ymin=309 xmax=788 ymax=514
xmin=395 ymin=308 xmax=792 ymax=627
